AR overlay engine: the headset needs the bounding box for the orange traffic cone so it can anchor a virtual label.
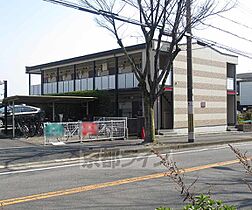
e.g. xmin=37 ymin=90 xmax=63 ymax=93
xmin=141 ymin=127 xmax=145 ymax=139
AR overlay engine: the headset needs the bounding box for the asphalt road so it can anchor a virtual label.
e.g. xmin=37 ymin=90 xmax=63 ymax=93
xmin=0 ymin=131 xmax=251 ymax=167
xmin=0 ymin=142 xmax=251 ymax=209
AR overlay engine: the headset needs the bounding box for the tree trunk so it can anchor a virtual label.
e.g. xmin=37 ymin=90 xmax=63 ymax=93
xmin=143 ymin=95 xmax=156 ymax=143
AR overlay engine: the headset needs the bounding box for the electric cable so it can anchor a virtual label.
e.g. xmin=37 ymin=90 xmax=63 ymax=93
xmin=201 ymin=22 xmax=252 ymax=44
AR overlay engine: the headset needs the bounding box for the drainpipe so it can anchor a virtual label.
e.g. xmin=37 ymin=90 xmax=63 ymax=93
xmin=29 ymin=74 xmax=31 ymax=95
xmin=115 ymin=57 xmax=119 ymax=116
xmin=12 ymin=101 xmax=15 ymax=139
xmin=93 ymin=61 xmax=96 ymax=90
xmin=56 ymin=68 xmax=59 ymax=94
xmin=234 ymin=65 xmax=237 ymax=125
xmin=41 ymin=70 xmax=44 ymax=95
xmin=73 ymin=64 xmax=76 ymax=91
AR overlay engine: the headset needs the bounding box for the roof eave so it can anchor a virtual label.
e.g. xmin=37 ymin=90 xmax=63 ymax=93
xmin=26 ymin=43 xmax=146 ymax=73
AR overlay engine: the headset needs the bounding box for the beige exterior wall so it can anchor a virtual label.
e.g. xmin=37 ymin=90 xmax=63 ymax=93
xmin=173 ymin=43 xmax=238 ymax=129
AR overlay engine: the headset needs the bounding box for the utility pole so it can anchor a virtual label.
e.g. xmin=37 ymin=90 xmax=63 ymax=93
xmin=4 ymin=80 xmax=7 ymax=135
xmin=186 ymin=0 xmax=195 ymax=143
xmin=0 ymin=80 xmax=8 ymax=135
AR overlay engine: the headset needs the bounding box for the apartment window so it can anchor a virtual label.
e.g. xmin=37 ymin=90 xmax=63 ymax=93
xmin=88 ymin=70 xmax=94 ymax=78
xmin=71 ymin=73 xmax=75 ymax=80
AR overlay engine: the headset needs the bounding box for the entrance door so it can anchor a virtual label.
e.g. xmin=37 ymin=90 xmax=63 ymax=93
xmin=161 ymin=91 xmax=173 ymax=129
xmin=227 ymin=94 xmax=236 ymax=126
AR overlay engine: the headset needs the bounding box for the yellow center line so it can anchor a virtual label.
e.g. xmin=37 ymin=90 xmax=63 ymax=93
xmin=0 ymin=158 xmax=250 ymax=207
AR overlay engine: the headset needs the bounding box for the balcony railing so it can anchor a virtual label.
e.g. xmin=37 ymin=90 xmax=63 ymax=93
xmin=30 ymin=73 xmax=139 ymax=95
xmin=95 ymin=75 xmax=115 ymax=90
xmin=30 ymin=84 xmax=41 ymax=95
xmin=118 ymin=72 xmax=138 ymax=89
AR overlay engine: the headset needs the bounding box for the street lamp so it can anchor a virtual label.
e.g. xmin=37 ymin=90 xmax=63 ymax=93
xmin=0 ymin=80 xmax=7 ymax=134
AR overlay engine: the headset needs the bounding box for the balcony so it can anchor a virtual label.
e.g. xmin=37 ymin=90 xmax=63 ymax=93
xmin=30 ymin=72 xmax=139 ymax=95
xmin=118 ymin=72 xmax=139 ymax=89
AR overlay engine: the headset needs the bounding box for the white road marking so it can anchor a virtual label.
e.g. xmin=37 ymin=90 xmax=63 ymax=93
xmin=0 ymin=146 xmax=36 ymax=150
xmin=0 ymin=141 xmax=251 ymax=175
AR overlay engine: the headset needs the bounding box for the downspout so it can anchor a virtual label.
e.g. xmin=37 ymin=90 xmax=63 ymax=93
xmin=57 ymin=68 xmax=59 ymax=94
xmin=93 ymin=61 xmax=96 ymax=90
xmin=115 ymin=57 xmax=119 ymax=116
xmin=41 ymin=70 xmax=44 ymax=95
xmin=12 ymin=101 xmax=15 ymax=139
xmin=29 ymin=74 xmax=31 ymax=95
xmin=73 ymin=64 xmax=76 ymax=91
xmin=234 ymin=65 xmax=237 ymax=125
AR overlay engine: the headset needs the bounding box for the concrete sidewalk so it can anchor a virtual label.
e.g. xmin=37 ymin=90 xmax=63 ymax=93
xmin=0 ymin=130 xmax=252 ymax=150
xmin=16 ymin=130 xmax=252 ymax=149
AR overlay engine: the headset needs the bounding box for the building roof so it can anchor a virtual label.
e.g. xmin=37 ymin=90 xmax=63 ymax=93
xmin=26 ymin=41 xmax=238 ymax=74
xmin=237 ymin=72 xmax=252 ymax=81
xmin=2 ymin=95 xmax=97 ymax=105
xmin=26 ymin=43 xmax=146 ymax=74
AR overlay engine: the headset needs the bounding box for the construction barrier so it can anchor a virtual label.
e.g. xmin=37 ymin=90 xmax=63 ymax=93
xmin=81 ymin=120 xmax=127 ymax=142
xmin=44 ymin=121 xmax=81 ymax=145
xmin=44 ymin=119 xmax=127 ymax=145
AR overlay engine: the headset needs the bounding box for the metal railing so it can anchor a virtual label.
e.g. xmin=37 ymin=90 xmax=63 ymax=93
xmin=81 ymin=120 xmax=127 ymax=142
xmin=43 ymin=119 xmax=127 ymax=145
xmin=30 ymin=72 xmax=139 ymax=95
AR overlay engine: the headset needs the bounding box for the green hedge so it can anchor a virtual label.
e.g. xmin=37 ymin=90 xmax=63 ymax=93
xmin=52 ymin=90 xmax=114 ymax=117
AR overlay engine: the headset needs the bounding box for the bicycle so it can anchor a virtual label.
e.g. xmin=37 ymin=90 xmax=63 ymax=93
xmin=33 ymin=118 xmax=44 ymax=136
xmin=97 ymin=121 xmax=119 ymax=140
xmin=55 ymin=122 xmax=80 ymax=142
xmin=16 ymin=117 xmax=36 ymax=138
xmin=64 ymin=122 xmax=80 ymax=141
xmin=98 ymin=123 xmax=112 ymax=137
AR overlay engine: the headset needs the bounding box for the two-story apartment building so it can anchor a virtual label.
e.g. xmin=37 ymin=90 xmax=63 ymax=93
xmin=26 ymin=41 xmax=238 ymax=132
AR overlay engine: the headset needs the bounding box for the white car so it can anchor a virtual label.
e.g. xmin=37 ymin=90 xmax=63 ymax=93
xmin=0 ymin=105 xmax=44 ymax=128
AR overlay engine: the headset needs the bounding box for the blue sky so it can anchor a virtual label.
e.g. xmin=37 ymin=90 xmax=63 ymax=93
xmin=0 ymin=0 xmax=118 ymax=96
xmin=1 ymin=0 xmax=252 ymax=96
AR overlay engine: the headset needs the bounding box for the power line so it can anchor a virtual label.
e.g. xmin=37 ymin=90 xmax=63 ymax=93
xmin=217 ymin=14 xmax=252 ymax=31
xmin=201 ymin=22 xmax=252 ymax=44
xmin=193 ymin=36 xmax=252 ymax=59
xmin=236 ymin=1 xmax=252 ymax=16
xmin=42 ymin=0 xmax=175 ymax=36
xmin=43 ymin=0 xmax=252 ymax=60
xmin=42 ymin=0 xmax=147 ymax=27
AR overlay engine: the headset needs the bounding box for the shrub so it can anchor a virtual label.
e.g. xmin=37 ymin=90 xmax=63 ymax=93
xmin=52 ymin=90 xmax=115 ymax=118
xmin=237 ymin=111 xmax=252 ymax=124
xmin=156 ymin=194 xmax=236 ymax=210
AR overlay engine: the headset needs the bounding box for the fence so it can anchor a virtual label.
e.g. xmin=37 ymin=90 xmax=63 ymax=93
xmin=44 ymin=119 xmax=127 ymax=145
xmin=94 ymin=117 xmax=127 ymax=125
xmin=93 ymin=117 xmax=128 ymax=138
xmin=44 ymin=121 xmax=81 ymax=145
xmin=81 ymin=120 xmax=127 ymax=142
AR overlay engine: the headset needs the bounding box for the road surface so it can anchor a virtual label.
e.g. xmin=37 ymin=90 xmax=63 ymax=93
xmin=0 ymin=142 xmax=251 ymax=209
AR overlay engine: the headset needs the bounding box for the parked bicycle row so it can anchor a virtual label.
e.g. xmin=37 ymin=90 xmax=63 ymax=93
xmin=16 ymin=116 xmax=44 ymax=138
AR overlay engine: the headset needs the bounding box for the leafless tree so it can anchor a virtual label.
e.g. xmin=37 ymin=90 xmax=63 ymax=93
xmin=79 ymin=0 xmax=236 ymax=142
xmin=152 ymin=149 xmax=197 ymax=203
xmin=229 ymin=144 xmax=252 ymax=191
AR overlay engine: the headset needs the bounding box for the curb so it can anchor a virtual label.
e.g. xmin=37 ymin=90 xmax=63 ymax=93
xmin=118 ymin=138 xmax=252 ymax=155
